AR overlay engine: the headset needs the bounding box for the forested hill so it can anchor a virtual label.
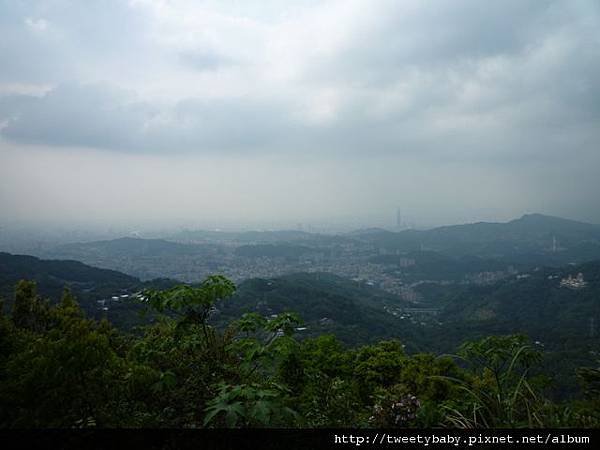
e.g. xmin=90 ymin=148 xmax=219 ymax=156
xmin=213 ymin=260 xmax=600 ymax=397
xmin=353 ymin=214 xmax=600 ymax=263
xmin=0 ymin=253 xmax=420 ymax=339
xmin=435 ymin=259 xmax=600 ymax=337
xmin=0 ymin=252 xmax=175 ymax=327
xmin=415 ymin=259 xmax=600 ymax=397
xmin=0 ymin=252 xmax=138 ymax=297
xmin=213 ymin=272 xmax=417 ymax=345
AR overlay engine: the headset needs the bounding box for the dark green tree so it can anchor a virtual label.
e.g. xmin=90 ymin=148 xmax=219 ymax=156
xmin=11 ymin=280 xmax=50 ymax=332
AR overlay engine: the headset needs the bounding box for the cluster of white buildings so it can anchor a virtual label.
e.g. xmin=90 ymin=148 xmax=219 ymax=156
xmin=96 ymin=293 xmax=130 ymax=311
xmin=560 ymin=273 xmax=587 ymax=289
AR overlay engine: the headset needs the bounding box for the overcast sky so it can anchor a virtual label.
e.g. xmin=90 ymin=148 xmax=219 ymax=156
xmin=1 ymin=0 xmax=599 ymax=230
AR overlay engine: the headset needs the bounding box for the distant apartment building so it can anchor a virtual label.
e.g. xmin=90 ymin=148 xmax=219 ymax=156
xmin=560 ymin=273 xmax=587 ymax=289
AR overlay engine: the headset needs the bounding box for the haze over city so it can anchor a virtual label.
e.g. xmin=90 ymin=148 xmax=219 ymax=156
xmin=1 ymin=0 xmax=599 ymax=231
xmin=4 ymin=1 xmax=600 ymax=437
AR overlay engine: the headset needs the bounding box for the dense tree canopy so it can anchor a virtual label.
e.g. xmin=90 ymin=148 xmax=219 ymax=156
xmin=0 ymin=277 xmax=598 ymax=428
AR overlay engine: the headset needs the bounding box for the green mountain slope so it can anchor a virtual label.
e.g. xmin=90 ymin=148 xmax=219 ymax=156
xmin=0 ymin=252 xmax=176 ymax=327
xmin=414 ymin=260 xmax=600 ymax=396
xmin=0 ymin=252 xmax=138 ymax=298
xmin=355 ymin=214 xmax=600 ymax=264
xmin=212 ymin=272 xmax=421 ymax=346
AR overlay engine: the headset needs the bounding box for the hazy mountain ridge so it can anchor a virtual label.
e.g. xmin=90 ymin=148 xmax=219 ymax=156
xmin=168 ymin=229 xmax=315 ymax=244
xmin=0 ymin=252 xmax=177 ymax=327
xmin=42 ymin=237 xmax=224 ymax=281
xmin=354 ymin=214 xmax=600 ymax=263
xmin=26 ymin=213 xmax=600 ymax=290
xmin=49 ymin=236 xmax=218 ymax=258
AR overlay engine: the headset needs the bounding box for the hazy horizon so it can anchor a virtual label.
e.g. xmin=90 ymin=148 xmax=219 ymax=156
xmin=1 ymin=211 xmax=598 ymax=241
xmin=2 ymin=1 xmax=600 ymax=229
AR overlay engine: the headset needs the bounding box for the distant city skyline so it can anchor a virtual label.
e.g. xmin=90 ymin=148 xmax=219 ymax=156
xmin=1 ymin=210 xmax=598 ymax=239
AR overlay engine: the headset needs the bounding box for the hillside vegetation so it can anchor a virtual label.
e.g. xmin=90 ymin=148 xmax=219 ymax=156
xmin=0 ymin=277 xmax=598 ymax=428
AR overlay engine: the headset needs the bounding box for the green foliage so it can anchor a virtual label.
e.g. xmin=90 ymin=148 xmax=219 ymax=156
xmin=299 ymin=374 xmax=363 ymax=427
xmin=11 ymin=280 xmax=51 ymax=332
xmin=276 ymin=334 xmax=363 ymax=427
xmin=0 ymin=277 xmax=597 ymax=429
xmin=128 ymin=316 xmax=238 ymax=426
xmin=457 ymin=335 xmax=542 ymax=380
xmin=354 ymin=340 xmax=407 ymax=397
xmin=230 ymin=312 xmax=301 ymax=376
xmin=578 ymin=364 xmax=600 ymax=400
xmin=142 ymin=275 xmax=235 ymax=320
xmin=440 ymin=335 xmax=548 ymax=428
xmin=0 ymin=288 xmax=146 ymax=427
xmin=573 ymin=363 xmax=600 ymax=426
xmin=203 ymin=383 xmax=297 ymax=427
xmin=214 ymin=273 xmax=413 ymax=347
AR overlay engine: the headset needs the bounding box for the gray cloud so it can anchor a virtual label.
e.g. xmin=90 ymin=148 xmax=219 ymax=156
xmin=1 ymin=84 xmax=152 ymax=150
xmin=0 ymin=0 xmax=596 ymax=161
xmin=179 ymin=50 xmax=238 ymax=72
xmin=0 ymin=0 xmax=148 ymax=84
xmin=314 ymin=1 xmax=556 ymax=84
xmin=0 ymin=83 xmax=302 ymax=153
xmin=1 ymin=0 xmax=599 ymax=227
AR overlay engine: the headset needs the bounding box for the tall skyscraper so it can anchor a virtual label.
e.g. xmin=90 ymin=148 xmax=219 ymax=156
xmin=396 ymin=208 xmax=402 ymax=229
